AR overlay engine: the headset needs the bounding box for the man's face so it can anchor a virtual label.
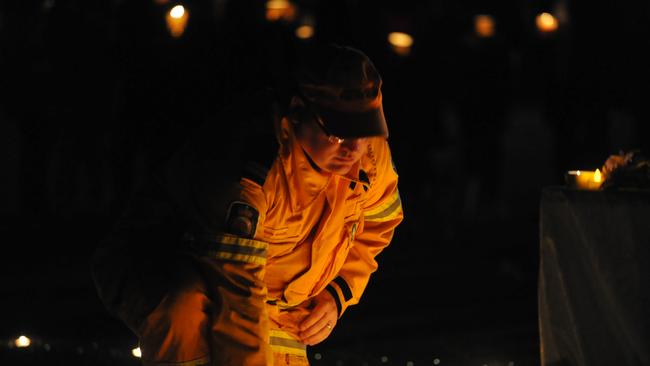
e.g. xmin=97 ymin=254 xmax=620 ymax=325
xmin=295 ymin=117 xmax=368 ymax=176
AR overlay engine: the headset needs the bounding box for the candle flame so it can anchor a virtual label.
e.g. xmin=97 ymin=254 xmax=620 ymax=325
xmin=15 ymin=335 xmax=31 ymax=348
xmin=170 ymin=5 xmax=185 ymax=19
xmin=132 ymin=347 xmax=142 ymax=358
xmin=166 ymin=5 xmax=189 ymax=38
xmin=594 ymin=169 xmax=602 ymax=182
xmin=388 ymin=32 xmax=414 ymax=56
xmin=536 ymin=12 xmax=558 ymax=33
xmin=295 ymin=25 xmax=314 ymax=39
xmin=388 ymin=32 xmax=414 ymax=48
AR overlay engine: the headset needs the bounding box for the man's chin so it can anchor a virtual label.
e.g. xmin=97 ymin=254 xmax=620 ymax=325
xmin=326 ymin=163 xmax=354 ymax=176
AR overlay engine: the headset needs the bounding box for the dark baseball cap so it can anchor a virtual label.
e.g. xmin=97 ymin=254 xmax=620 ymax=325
xmin=294 ymin=44 xmax=389 ymax=139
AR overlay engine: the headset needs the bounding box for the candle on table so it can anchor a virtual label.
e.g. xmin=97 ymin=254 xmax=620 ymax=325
xmin=566 ymin=169 xmax=603 ymax=190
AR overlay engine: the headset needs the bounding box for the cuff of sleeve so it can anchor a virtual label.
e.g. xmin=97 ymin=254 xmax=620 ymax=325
xmin=325 ymin=285 xmax=342 ymax=318
xmin=333 ymin=276 xmax=353 ymax=301
xmin=325 ymin=276 xmax=354 ymax=318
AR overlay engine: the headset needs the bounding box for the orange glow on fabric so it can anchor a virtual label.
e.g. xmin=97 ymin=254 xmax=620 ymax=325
xmin=166 ymin=5 xmax=188 ymax=38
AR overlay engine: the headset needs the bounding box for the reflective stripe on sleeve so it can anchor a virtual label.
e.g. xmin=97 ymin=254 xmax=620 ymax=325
xmin=199 ymin=233 xmax=268 ymax=265
xmin=363 ymin=191 xmax=402 ymax=222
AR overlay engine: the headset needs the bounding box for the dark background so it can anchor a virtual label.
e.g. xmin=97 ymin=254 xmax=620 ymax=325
xmin=1 ymin=0 xmax=649 ymax=365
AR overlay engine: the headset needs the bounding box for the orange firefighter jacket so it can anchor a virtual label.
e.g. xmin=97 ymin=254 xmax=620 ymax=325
xmin=212 ymin=117 xmax=403 ymax=336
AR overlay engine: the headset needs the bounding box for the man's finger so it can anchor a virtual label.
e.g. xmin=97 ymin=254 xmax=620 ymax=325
xmin=301 ymin=312 xmax=335 ymax=338
xmin=299 ymin=313 xmax=327 ymax=339
xmin=300 ymin=318 xmax=334 ymax=345
xmin=299 ymin=308 xmax=326 ymax=332
xmin=301 ymin=329 xmax=326 ymax=346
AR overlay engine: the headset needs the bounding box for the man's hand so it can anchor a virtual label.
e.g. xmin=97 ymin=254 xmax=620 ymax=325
xmin=298 ymin=290 xmax=338 ymax=346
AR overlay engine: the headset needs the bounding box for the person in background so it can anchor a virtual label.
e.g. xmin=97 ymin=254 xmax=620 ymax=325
xmin=91 ymin=43 xmax=403 ymax=366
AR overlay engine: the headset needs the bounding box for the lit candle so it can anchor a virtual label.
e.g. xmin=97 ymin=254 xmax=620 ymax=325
xmin=295 ymin=25 xmax=314 ymax=39
xmin=166 ymin=5 xmax=189 ymax=38
xmin=536 ymin=12 xmax=559 ymax=34
xmin=565 ymin=169 xmax=603 ymax=190
xmin=265 ymin=0 xmax=296 ymax=22
xmin=132 ymin=347 xmax=142 ymax=358
xmin=15 ymin=335 xmax=31 ymax=348
xmin=387 ymin=32 xmax=414 ymax=56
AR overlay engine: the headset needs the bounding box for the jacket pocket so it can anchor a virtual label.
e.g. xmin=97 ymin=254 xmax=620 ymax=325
xmin=263 ymin=224 xmax=301 ymax=257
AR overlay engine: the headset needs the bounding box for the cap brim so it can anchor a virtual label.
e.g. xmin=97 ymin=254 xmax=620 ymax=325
xmin=313 ymin=104 xmax=388 ymax=139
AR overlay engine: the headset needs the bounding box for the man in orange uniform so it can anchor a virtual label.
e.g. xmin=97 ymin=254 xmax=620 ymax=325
xmin=92 ymin=43 xmax=403 ymax=365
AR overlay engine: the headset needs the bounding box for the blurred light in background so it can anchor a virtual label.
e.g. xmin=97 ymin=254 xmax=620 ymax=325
xmin=295 ymin=14 xmax=315 ymax=40
xmin=0 ymin=334 xmax=526 ymax=365
xmin=15 ymin=335 xmax=31 ymax=348
xmin=536 ymin=12 xmax=558 ymax=34
xmin=132 ymin=346 xmax=142 ymax=358
xmin=295 ymin=24 xmax=314 ymax=39
xmin=388 ymin=32 xmax=414 ymax=56
xmin=266 ymin=0 xmax=296 ymax=22
xmin=166 ymin=5 xmax=188 ymax=38
xmin=474 ymin=14 xmax=496 ymax=38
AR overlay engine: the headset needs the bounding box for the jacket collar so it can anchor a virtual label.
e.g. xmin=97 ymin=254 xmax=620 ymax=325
xmin=277 ymin=118 xmax=370 ymax=212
